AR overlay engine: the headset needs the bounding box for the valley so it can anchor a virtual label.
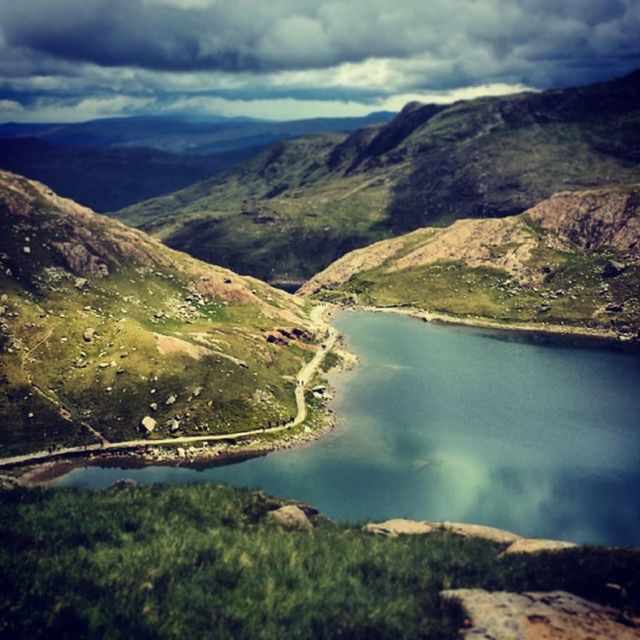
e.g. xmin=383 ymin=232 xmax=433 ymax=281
xmin=115 ymin=70 xmax=640 ymax=284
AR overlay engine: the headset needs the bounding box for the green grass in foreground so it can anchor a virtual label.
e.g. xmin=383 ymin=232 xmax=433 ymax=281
xmin=1 ymin=484 xmax=639 ymax=639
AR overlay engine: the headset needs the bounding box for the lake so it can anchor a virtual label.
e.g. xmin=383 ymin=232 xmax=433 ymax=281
xmin=51 ymin=311 xmax=640 ymax=546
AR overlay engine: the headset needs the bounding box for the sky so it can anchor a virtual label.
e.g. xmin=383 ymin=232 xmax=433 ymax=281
xmin=0 ymin=0 xmax=639 ymax=123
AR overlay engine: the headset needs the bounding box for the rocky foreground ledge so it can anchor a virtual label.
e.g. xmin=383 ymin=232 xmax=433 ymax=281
xmin=441 ymin=589 xmax=640 ymax=640
xmin=268 ymin=509 xmax=640 ymax=639
xmin=363 ymin=518 xmax=578 ymax=555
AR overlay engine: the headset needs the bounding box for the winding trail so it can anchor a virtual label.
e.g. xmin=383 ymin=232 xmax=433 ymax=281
xmin=0 ymin=305 xmax=337 ymax=470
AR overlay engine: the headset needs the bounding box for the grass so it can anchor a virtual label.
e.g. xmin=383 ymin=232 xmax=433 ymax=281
xmin=1 ymin=483 xmax=639 ymax=639
xmin=0 ymin=171 xmax=318 ymax=455
xmin=115 ymin=73 xmax=640 ymax=283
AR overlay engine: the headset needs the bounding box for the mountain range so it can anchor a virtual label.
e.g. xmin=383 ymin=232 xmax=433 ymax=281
xmin=116 ymin=70 xmax=640 ymax=285
xmin=0 ymin=112 xmax=395 ymax=213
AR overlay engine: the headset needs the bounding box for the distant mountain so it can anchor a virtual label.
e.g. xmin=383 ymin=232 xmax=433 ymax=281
xmin=0 ymin=170 xmax=317 ymax=456
xmin=301 ymin=184 xmax=640 ymax=339
xmin=0 ymin=137 xmax=258 ymax=211
xmin=116 ymin=70 xmax=640 ymax=284
xmin=0 ymin=112 xmax=397 ymax=155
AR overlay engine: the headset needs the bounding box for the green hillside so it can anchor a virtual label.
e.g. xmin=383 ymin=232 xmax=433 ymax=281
xmin=116 ymin=70 xmax=640 ymax=284
xmin=2 ymin=483 xmax=639 ymax=640
xmin=301 ymin=185 xmax=640 ymax=339
xmin=0 ymin=171 xmax=323 ymax=456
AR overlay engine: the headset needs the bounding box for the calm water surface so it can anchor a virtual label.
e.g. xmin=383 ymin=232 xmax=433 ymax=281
xmin=52 ymin=312 xmax=640 ymax=546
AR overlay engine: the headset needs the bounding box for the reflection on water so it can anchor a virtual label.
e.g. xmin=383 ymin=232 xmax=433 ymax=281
xmin=52 ymin=311 xmax=640 ymax=546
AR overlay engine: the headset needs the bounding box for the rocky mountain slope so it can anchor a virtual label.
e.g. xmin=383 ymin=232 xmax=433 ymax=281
xmin=116 ymin=70 xmax=640 ymax=284
xmin=0 ymin=170 xmax=321 ymax=456
xmin=301 ymin=185 xmax=640 ymax=337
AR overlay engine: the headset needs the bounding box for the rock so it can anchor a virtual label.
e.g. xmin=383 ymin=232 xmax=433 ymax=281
xmin=169 ymin=419 xmax=180 ymax=432
xmin=364 ymin=518 xmax=435 ymax=537
xmin=193 ymin=386 xmax=203 ymax=397
xmin=440 ymin=589 xmax=640 ymax=640
xmin=98 ymin=362 xmax=110 ymax=369
xmin=0 ymin=477 xmax=19 ymax=491
xmin=176 ymin=447 xmax=186 ymax=458
xmin=109 ymin=479 xmax=139 ymax=490
xmin=502 ymin=538 xmax=578 ymax=554
xmin=606 ymin=302 xmax=624 ymax=313
xmin=22 ymin=246 xmax=31 ymax=254
xmin=149 ymin=402 xmax=158 ymax=411
xmin=439 ymin=521 xmax=522 ymax=544
xmin=74 ymin=277 xmax=89 ymax=290
xmin=165 ymin=394 xmax=177 ymax=406
xmin=140 ymin=416 xmax=157 ymax=434
xmin=267 ymin=505 xmax=313 ymax=531
xmin=602 ymin=260 xmax=627 ymax=278
xmin=83 ymin=327 xmax=96 ymax=342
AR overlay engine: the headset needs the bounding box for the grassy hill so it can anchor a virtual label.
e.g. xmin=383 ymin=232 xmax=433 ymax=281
xmin=0 ymin=170 xmax=323 ymax=456
xmin=116 ymin=70 xmax=640 ymax=284
xmin=1 ymin=483 xmax=639 ymax=639
xmin=301 ymin=185 xmax=640 ymax=338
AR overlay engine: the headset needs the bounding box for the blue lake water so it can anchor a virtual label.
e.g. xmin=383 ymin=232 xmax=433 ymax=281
xmin=52 ymin=311 xmax=640 ymax=546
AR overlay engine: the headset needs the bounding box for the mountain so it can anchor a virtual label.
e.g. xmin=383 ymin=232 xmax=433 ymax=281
xmin=301 ymin=185 xmax=640 ymax=338
xmin=116 ymin=70 xmax=640 ymax=284
xmin=0 ymin=112 xmax=396 ymax=155
xmin=0 ymin=170 xmax=321 ymax=456
xmin=0 ymin=138 xmax=259 ymax=212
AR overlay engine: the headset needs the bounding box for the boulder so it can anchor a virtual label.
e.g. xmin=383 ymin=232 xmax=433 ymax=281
xmin=140 ymin=416 xmax=156 ymax=434
xmin=602 ymin=260 xmax=627 ymax=278
xmin=267 ymin=505 xmax=313 ymax=531
xmin=74 ymin=277 xmax=89 ymax=290
xmin=440 ymin=589 xmax=640 ymax=640
xmin=83 ymin=327 xmax=96 ymax=342
xmin=502 ymin=538 xmax=578 ymax=555
xmin=364 ymin=518 xmax=435 ymax=537
xmin=110 ymin=479 xmax=139 ymax=490
xmin=439 ymin=521 xmax=522 ymax=544
xmin=165 ymin=394 xmax=177 ymax=406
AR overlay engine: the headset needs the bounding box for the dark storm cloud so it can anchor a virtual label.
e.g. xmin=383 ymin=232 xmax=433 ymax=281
xmin=1 ymin=0 xmax=639 ymax=86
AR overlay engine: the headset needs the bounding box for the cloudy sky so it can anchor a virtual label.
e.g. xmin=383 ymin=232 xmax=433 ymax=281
xmin=0 ymin=0 xmax=639 ymax=122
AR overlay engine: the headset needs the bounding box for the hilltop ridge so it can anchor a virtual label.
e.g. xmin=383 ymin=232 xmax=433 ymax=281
xmin=116 ymin=70 xmax=640 ymax=283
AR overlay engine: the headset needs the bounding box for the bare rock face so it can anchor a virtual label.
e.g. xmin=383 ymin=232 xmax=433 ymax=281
xmin=52 ymin=241 xmax=110 ymax=277
xmin=503 ymin=539 xmax=578 ymax=555
xmin=267 ymin=505 xmax=313 ymax=531
xmin=528 ymin=187 xmax=640 ymax=258
xmin=363 ymin=519 xmax=436 ymax=537
xmin=441 ymin=589 xmax=640 ymax=639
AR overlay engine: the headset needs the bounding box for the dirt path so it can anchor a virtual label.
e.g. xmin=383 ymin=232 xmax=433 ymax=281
xmin=0 ymin=305 xmax=338 ymax=470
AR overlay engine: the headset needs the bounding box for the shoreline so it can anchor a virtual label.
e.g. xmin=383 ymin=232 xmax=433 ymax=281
xmin=19 ymin=404 xmax=339 ymax=486
xmin=8 ymin=301 xmax=634 ymax=486
xmin=352 ymin=304 xmax=637 ymax=346
xmin=17 ymin=302 xmax=352 ymax=485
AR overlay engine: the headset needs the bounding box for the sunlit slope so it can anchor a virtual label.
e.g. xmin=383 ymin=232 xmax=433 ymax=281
xmin=301 ymin=186 xmax=640 ymax=337
xmin=0 ymin=171 xmax=319 ymax=455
